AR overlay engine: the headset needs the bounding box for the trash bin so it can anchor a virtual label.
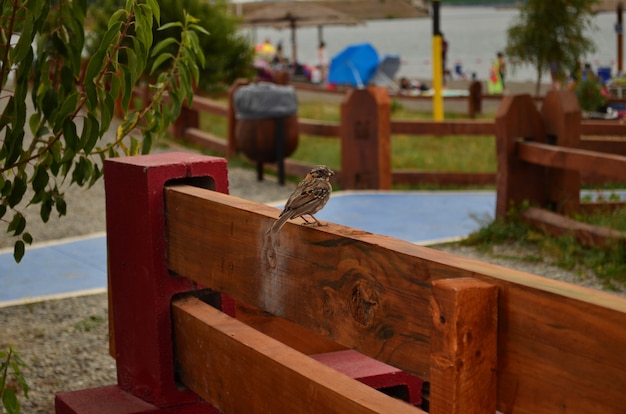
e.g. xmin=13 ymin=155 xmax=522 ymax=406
xmin=233 ymin=82 xmax=299 ymax=168
xmin=233 ymin=82 xmax=299 ymax=185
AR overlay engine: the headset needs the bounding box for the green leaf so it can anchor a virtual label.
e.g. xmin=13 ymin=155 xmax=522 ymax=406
xmin=159 ymin=22 xmax=183 ymax=31
xmin=40 ymin=194 xmax=53 ymax=223
xmin=8 ymin=212 xmax=26 ymax=236
xmin=22 ymin=232 xmax=33 ymax=245
xmin=189 ymin=23 xmax=210 ymax=37
xmin=55 ymin=195 xmax=67 ymax=216
xmin=108 ymin=10 xmax=127 ymax=28
xmin=150 ymin=53 xmax=175 ymax=75
xmin=32 ymin=164 xmax=49 ymax=193
xmin=62 ymin=119 xmax=79 ymax=152
xmin=150 ymin=37 xmax=177 ymax=58
xmin=146 ymin=0 xmax=160 ymax=24
xmin=80 ymin=113 xmax=100 ymax=154
xmin=2 ymin=387 xmax=20 ymax=414
xmin=7 ymin=176 xmax=26 ymax=208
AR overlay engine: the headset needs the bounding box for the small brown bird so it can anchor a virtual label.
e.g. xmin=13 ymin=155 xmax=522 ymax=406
xmin=270 ymin=165 xmax=334 ymax=233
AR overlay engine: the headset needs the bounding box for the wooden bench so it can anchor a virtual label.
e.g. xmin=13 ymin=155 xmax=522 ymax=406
xmin=55 ymin=153 xmax=626 ymax=413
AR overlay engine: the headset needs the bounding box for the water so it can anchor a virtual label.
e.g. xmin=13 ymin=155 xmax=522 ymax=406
xmin=242 ymin=6 xmax=622 ymax=83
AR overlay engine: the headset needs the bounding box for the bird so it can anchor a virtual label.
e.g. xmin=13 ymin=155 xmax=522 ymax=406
xmin=270 ymin=165 xmax=334 ymax=233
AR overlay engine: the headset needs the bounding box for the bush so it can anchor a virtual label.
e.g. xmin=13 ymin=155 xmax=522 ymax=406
xmin=88 ymin=0 xmax=255 ymax=93
xmin=575 ymin=78 xmax=607 ymax=112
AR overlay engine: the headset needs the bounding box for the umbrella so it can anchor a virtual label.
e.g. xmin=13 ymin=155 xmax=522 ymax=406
xmin=328 ymin=43 xmax=379 ymax=88
xmin=242 ymin=2 xmax=363 ymax=65
xmin=370 ymin=54 xmax=402 ymax=89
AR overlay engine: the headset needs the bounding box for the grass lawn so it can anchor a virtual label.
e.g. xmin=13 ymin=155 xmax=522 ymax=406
xmin=199 ymin=98 xmax=497 ymax=176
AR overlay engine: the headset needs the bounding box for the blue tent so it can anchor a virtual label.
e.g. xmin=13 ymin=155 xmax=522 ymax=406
xmin=328 ymin=43 xmax=379 ymax=88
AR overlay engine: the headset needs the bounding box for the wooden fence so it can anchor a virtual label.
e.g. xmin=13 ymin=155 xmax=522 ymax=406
xmin=496 ymin=90 xmax=626 ymax=246
xmin=154 ymin=82 xmax=626 ymax=190
xmin=56 ymin=152 xmax=626 ymax=414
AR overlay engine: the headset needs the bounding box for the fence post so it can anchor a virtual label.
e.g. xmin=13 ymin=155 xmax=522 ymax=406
xmin=429 ymin=278 xmax=498 ymax=414
xmin=169 ymin=104 xmax=199 ymax=140
xmin=495 ymin=94 xmax=548 ymax=220
xmin=540 ymin=90 xmax=581 ymax=215
xmin=339 ymin=86 xmax=392 ymax=190
xmin=468 ymin=81 xmax=482 ymax=118
xmin=56 ymin=153 xmax=229 ymax=413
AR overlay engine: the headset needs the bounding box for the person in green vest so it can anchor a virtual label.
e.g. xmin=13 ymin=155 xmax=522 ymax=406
xmin=488 ymin=52 xmax=506 ymax=94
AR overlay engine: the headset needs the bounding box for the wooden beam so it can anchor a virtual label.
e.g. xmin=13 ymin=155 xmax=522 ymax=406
xmin=521 ymin=206 xmax=626 ymax=247
xmin=172 ymin=296 xmax=423 ymax=414
xmin=190 ymin=95 xmax=228 ymax=117
xmin=429 ymin=278 xmax=498 ymax=414
xmin=518 ymin=141 xmax=626 ymax=180
xmin=580 ymin=137 xmax=626 ymax=156
xmin=391 ymin=120 xmax=495 ymax=136
xmin=165 ymin=185 xmax=626 ymax=414
xmin=298 ymin=118 xmax=340 ymax=137
xmin=184 ymin=128 xmax=228 ymax=154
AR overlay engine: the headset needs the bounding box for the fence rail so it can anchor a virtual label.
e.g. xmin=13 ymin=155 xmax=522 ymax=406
xmin=132 ymin=83 xmax=626 ymax=189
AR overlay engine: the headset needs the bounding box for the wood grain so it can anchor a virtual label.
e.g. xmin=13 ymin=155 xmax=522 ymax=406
xmin=429 ymin=278 xmax=498 ymax=414
xmin=172 ymin=296 xmax=423 ymax=414
xmin=165 ymin=185 xmax=626 ymax=414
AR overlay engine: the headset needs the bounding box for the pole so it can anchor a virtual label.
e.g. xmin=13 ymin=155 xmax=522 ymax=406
xmin=618 ymin=2 xmax=623 ymax=74
xmin=432 ymin=0 xmax=444 ymax=121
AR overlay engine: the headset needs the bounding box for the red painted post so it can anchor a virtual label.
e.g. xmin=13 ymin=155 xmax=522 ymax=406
xmin=55 ymin=152 xmax=229 ymax=413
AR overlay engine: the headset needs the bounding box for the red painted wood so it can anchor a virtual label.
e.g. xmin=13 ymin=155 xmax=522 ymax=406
xmin=311 ymin=350 xmax=423 ymax=407
xmin=102 ymin=152 xmax=228 ymax=407
xmin=55 ymin=385 xmax=219 ymax=414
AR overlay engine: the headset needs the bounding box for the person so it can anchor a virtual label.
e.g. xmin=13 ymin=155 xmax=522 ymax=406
xmin=272 ymin=41 xmax=286 ymax=70
xmin=317 ymin=41 xmax=328 ymax=83
xmin=488 ymin=51 xmax=506 ymax=94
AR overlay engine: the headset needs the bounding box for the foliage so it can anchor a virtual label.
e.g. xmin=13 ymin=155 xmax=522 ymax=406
xmin=0 ymin=346 xmax=28 ymax=414
xmin=88 ymin=0 xmax=255 ymax=93
xmin=1 ymin=0 xmax=206 ymax=264
xmin=462 ymin=202 xmax=626 ymax=284
xmin=505 ymin=0 xmax=599 ymax=95
xmin=574 ymin=78 xmax=607 ymax=112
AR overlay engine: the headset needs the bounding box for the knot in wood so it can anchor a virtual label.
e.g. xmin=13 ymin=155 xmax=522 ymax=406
xmin=349 ymin=281 xmax=379 ymax=326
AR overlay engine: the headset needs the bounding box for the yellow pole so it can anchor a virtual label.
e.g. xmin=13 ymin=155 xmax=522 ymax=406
xmin=432 ymin=35 xmax=444 ymax=121
xmin=432 ymin=0 xmax=443 ymax=121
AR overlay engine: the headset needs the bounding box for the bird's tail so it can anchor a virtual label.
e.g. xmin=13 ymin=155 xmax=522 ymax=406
xmin=270 ymin=213 xmax=291 ymax=233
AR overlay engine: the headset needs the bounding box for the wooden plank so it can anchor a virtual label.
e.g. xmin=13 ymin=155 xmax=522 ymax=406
xmin=172 ymin=296 xmax=424 ymax=414
xmin=235 ymin=301 xmax=348 ymax=355
xmin=581 ymin=120 xmax=626 ymax=136
xmin=391 ymin=120 xmax=495 ymax=136
xmin=581 ymin=137 xmax=626 ymax=156
xmin=165 ymin=185 xmax=626 ymax=414
xmin=298 ymin=118 xmax=340 ymax=137
xmin=184 ymin=128 xmax=228 ymax=154
xmin=518 ymin=141 xmax=626 ymax=180
xmin=429 ymin=278 xmax=498 ymax=414
xmin=190 ymin=95 xmax=228 ymax=117
xmin=521 ymin=206 xmax=626 ymax=247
